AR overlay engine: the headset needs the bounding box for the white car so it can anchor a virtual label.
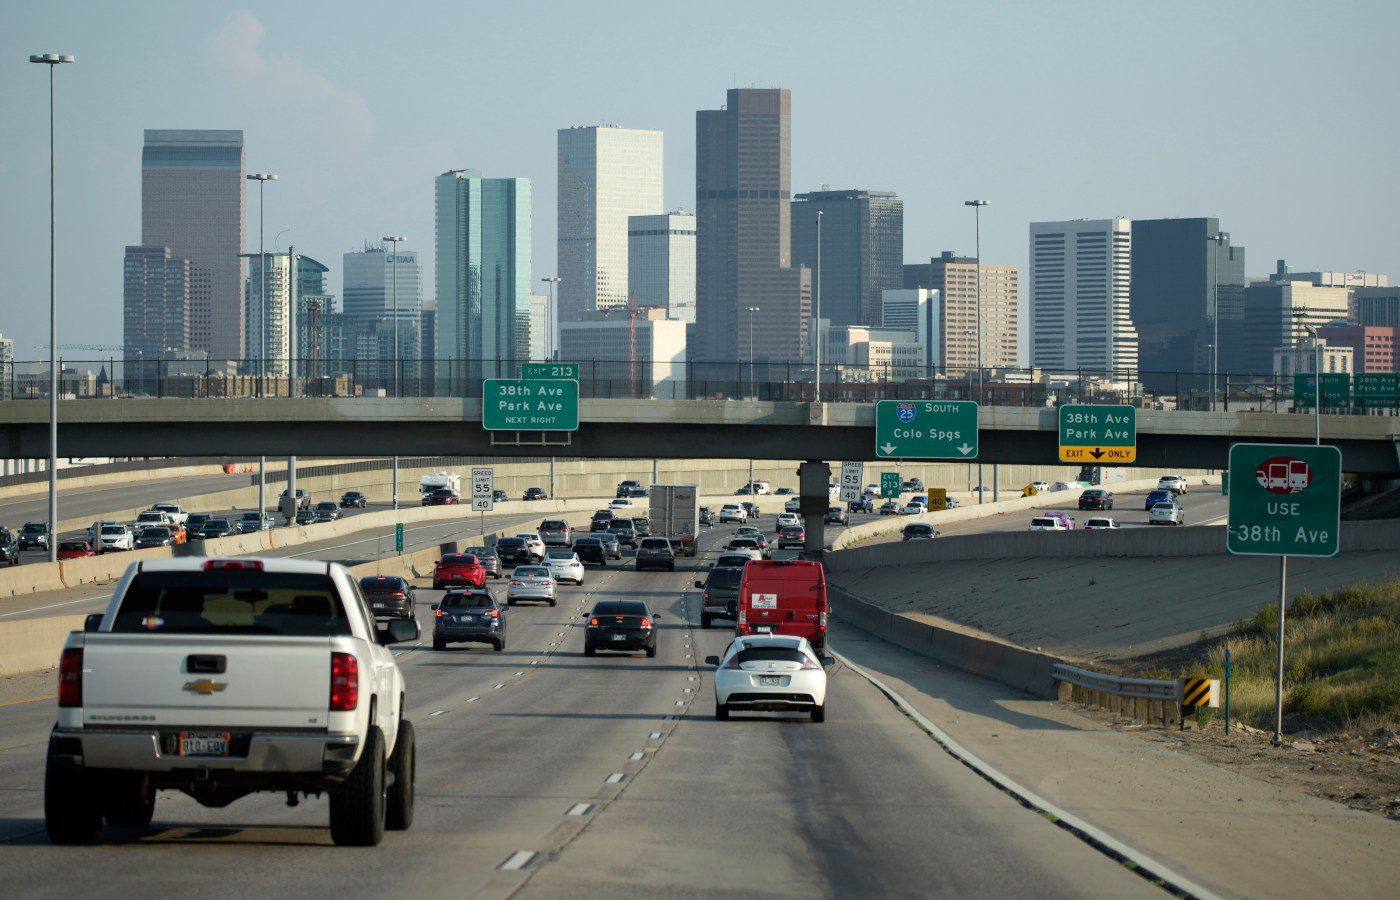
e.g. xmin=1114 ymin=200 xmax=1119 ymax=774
xmin=133 ymin=510 xmax=174 ymax=530
xmin=1028 ymin=516 xmax=1070 ymax=531
xmin=1048 ymin=482 xmax=1073 ymax=492
xmin=783 ymin=498 xmax=801 ymax=513
xmin=776 ymin=512 xmax=800 ymax=528
xmin=148 ymin=502 xmax=189 ymax=526
xmin=608 ymin=498 xmax=637 ymax=510
xmin=514 ymin=532 xmax=546 ymax=560
xmin=97 ymin=523 xmax=135 ymax=552
xmin=507 ymin=565 xmax=557 ymax=605
xmin=863 ymin=484 xmax=879 ymax=497
xmin=1157 ymin=475 xmax=1188 ymax=495
xmin=543 ymin=549 xmax=585 ymax=585
xmin=902 ymin=499 xmax=927 ymax=515
xmin=1148 ymin=502 xmax=1185 ymax=525
xmin=1083 ymin=517 xmax=1118 ymax=530
xmin=1029 ymin=481 xmax=1051 ymax=494
xmin=709 ymin=634 xmax=828 ymax=722
xmin=723 ymin=538 xmax=764 ymax=561
xmin=719 ymin=504 xmax=748 ymax=524
xmin=945 ymin=497 xmax=961 ymax=509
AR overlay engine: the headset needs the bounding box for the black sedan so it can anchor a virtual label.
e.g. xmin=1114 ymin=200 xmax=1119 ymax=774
xmin=495 ymin=537 xmax=533 ymax=567
xmin=0 ymin=530 xmax=18 ymax=566
xmin=583 ymin=599 xmax=660 ymax=658
xmin=192 ymin=519 xmax=235 ymax=541
xmin=523 ymin=487 xmax=548 ymax=501
xmin=340 ymin=491 xmax=368 ymax=508
xmin=314 ymin=501 xmax=341 ymax=521
xmin=360 ymin=574 xmax=416 ymax=619
xmin=1078 ymin=489 xmax=1114 ymax=511
xmin=573 ymin=537 xmax=608 ymax=566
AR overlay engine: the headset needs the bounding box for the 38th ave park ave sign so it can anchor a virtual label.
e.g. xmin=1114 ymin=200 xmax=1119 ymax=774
xmin=483 ymin=379 xmax=580 ymax=431
xmin=1058 ymin=404 xmax=1136 ymax=463
xmin=875 ymin=401 xmax=978 ymax=460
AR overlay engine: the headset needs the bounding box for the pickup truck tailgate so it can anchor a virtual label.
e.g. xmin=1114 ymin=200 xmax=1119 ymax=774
xmin=81 ymin=634 xmax=335 ymax=729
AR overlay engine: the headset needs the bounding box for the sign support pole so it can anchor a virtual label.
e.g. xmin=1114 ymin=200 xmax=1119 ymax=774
xmin=1273 ymin=554 xmax=1288 ymax=746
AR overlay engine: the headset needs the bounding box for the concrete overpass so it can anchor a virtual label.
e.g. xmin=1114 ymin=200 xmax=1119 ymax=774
xmin=1 ymin=398 xmax=1397 ymax=473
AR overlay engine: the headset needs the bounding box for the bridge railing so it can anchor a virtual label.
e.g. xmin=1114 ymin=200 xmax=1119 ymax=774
xmin=2 ymin=358 xmax=1395 ymax=415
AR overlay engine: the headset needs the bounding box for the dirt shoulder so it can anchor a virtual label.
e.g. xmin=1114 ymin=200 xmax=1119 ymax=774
xmin=1066 ymin=701 xmax=1400 ymax=820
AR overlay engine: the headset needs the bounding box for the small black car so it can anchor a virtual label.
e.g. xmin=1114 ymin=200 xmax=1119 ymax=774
xmin=432 ymin=588 xmax=507 ymax=651
xmin=0 ymin=529 xmax=20 ymax=566
xmin=607 ymin=519 xmax=638 ymax=548
xmin=583 ymin=599 xmax=660 ymax=658
xmin=492 ymin=489 xmax=509 ymax=503
xmin=17 ymin=522 xmax=48 ymax=551
xmin=194 ymin=519 xmax=234 ymax=540
xmin=573 ymin=537 xmax=607 ymax=566
xmin=1078 ymin=489 xmax=1114 ymax=511
xmin=495 ymin=537 xmax=533 ymax=567
xmin=523 ymin=487 xmax=548 ymax=501
xmin=635 ymin=537 xmax=675 ymax=571
xmin=360 ymin=574 xmax=416 ymax=619
xmin=590 ymin=510 xmax=615 ymax=532
xmin=340 ymin=491 xmax=368 ymax=508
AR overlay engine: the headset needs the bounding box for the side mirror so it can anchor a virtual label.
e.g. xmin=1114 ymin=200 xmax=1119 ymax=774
xmin=430 ymin=604 xmax=439 ymax=611
xmin=581 ymin=612 xmax=592 ymax=618
xmin=381 ymin=618 xmax=420 ymax=645
xmin=84 ymin=613 xmax=104 ymax=633
xmin=704 ymin=655 xmax=720 ymax=667
xmin=821 ymin=656 xmax=837 ymax=667
xmin=694 ymin=581 xmax=705 ymax=590
xmin=652 ymin=613 xmax=662 ymax=620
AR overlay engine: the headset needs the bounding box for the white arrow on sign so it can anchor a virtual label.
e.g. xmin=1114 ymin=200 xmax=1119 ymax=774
xmin=957 ymin=443 xmax=974 ymax=455
xmin=880 ymin=443 xmax=897 ymax=455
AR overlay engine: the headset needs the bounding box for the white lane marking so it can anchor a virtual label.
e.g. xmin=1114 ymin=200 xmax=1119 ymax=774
xmin=628 ymin=752 xmax=644 ymax=761
xmin=604 ymin=772 xmax=626 ymax=784
xmin=566 ymin=803 xmax=593 ymax=817
xmin=832 ymin=648 xmax=1224 ymax=900
xmin=498 ymin=850 xmax=538 ymax=871
xmin=466 ymin=697 xmax=479 ymax=702
xmin=428 ymin=710 xmax=447 ymax=717
xmin=683 ymin=688 xmax=693 ymax=693
xmin=688 ymin=676 xmax=696 ymax=682
xmin=0 ymin=594 xmax=110 ymax=619
xmin=674 ymin=700 xmax=686 ymax=707
xmin=648 ymin=732 xmax=662 ymax=740
xmin=494 ymin=684 xmax=505 ymax=690
xmin=514 ymin=671 xmax=524 ymax=676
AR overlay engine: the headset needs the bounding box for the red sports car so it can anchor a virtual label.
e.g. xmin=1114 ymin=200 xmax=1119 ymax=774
xmin=433 ymin=553 xmax=485 ymax=591
xmin=57 ymin=540 xmax=95 ymax=560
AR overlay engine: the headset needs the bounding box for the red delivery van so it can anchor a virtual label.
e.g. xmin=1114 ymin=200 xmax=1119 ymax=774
xmin=738 ymin=559 xmax=828 ymax=654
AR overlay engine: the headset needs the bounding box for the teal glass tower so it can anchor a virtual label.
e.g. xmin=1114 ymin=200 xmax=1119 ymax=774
xmin=434 ymin=169 xmax=532 ymax=388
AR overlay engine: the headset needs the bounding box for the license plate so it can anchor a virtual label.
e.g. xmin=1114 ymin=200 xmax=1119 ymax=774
xmin=757 ymin=675 xmax=782 ymax=686
xmin=611 ymin=634 xmax=626 ymax=641
xmin=458 ymin=615 xmax=476 ymax=623
xmin=754 ymin=625 xmax=773 ymax=633
xmin=179 ymin=732 xmax=231 ymax=756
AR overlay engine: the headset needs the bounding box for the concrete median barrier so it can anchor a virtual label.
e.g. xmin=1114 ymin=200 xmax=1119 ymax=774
xmin=0 ymin=614 xmax=86 ymax=677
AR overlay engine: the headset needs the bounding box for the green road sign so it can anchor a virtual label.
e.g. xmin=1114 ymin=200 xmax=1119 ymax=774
xmin=1221 ymin=471 xmax=1229 ymax=496
xmin=1293 ymin=373 xmax=1351 ymax=409
xmin=521 ymin=362 xmax=580 ymax=380
xmin=874 ymin=400 xmax=978 ymax=460
xmin=1226 ymin=443 xmax=1341 ymax=557
xmin=483 ymin=379 xmax=580 ymax=431
xmin=880 ymin=472 xmax=901 ymax=498
xmin=1058 ymin=405 xmax=1136 ymax=463
xmin=1354 ymin=373 xmax=1400 ymax=409
xmin=394 ymin=523 xmax=403 ymax=554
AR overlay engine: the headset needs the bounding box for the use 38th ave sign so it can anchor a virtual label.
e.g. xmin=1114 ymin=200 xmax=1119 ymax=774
xmin=1058 ymin=404 xmax=1136 ymax=463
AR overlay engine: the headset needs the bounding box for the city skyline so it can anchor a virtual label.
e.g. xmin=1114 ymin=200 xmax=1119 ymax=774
xmin=4 ymin=2 xmax=1398 ymax=362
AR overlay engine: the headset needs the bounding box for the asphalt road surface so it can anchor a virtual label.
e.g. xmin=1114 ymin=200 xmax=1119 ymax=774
xmin=0 ymin=523 xmax=1158 ymax=898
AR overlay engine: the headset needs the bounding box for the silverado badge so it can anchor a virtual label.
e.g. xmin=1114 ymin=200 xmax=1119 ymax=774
xmin=183 ymin=679 xmax=228 ymax=695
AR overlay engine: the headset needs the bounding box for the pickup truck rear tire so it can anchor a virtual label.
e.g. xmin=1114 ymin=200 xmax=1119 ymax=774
xmin=329 ymin=725 xmax=386 ymax=847
xmin=102 ymin=772 xmax=155 ymax=828
xmin=385 ymin=719 xmax=415 ymax=831
xmin=45 ymin=743 xmax=101 ymax=844
xmin=701 ymin=614 xmax=713 ymax=629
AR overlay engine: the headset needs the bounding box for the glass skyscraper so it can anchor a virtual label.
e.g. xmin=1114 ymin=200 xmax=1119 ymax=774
xmin=140 ymin=130 xmax=245 ymax=360
xmin=435 ymin=169 xmax=531 ymax=386
xmin=792 ymin=190 xmax=903 ymax=328
xmin=557 ymin=125 xmax=664 ymax=320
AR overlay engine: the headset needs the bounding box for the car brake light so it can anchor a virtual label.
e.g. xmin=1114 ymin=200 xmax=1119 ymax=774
xmin=820 ymin=610 xmax=828 ymax=628
xmin=702 ymin=591 xmax=710 ymax=602
xmin=203 ymin=559 xmax=263 ymax=571
xmin=435 ymin=609 xmax=444 ymax=618
xmin=800 ymin=656 xmax=822 ymax=670
xmin=509 ymin=580 xmax=522 ymax=586
xmin=589 ymin=617 xmax=599 ymax=626
xmin=722 ymin=656 xmax=745 ymax=670
xmin=330 ymin=652 xmax=358 ymax=711
xmin=58 ymin=647 xmax=83 ymax=707
xmin=641 ymin=618 xmax=652 ymax=628
xmin=488 ymin=609 xmax=499 ymax=618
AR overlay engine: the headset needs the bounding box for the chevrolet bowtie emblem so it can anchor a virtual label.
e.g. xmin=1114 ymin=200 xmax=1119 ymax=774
xmin=183 ymin=679 xmax=228 ymax=695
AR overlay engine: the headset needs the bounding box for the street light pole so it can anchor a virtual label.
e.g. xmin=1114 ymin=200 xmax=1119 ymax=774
xmin=814 ymin=210 xmax=823 ymax=402
xmin=30 ymin=52 xmax=74 ymax=564
xmin=744 ymin=306 xmax=760 ymax=397
xmin=384 ymin=235 xmax=406 ymax=510
xmin=1207 ymin=232 xmax=1228 ymax=411
xmin=965 ymin=201 xmax=989 ymax=508
xmin=1304 ymin=323 xmax=1321 ymax=446
xmin=247 ymin=172 xmax=276 ymax=522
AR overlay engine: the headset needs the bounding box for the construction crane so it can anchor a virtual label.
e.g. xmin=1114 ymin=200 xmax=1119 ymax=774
xmin=608 ymin=294 xmax=662 ymax=398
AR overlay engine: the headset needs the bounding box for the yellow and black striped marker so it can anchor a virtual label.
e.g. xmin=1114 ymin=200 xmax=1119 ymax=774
xmin=1179 ymin=678 xmax=1219 ymax=708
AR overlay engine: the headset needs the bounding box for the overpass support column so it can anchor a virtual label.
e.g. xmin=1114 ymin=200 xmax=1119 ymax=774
xmin=798 ymin=460 xmax=830 ymax=559
xmin=287 ymin=455 xmax=297 ymax=522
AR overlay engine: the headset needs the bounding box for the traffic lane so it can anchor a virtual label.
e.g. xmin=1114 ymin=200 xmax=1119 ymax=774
xmin=0 ymin=540 xmax=703 ymax=896
xmin=519 ymin=556 xmax=1158 ymax=897
xmin=0 ymin=471 xmax=244 ymax=529
xmin=0 ymin=509 xmax=560 ymax=622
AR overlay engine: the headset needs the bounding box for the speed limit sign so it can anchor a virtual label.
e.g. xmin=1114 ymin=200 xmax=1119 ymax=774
xmin=840 ymin=461 xmax=863 ymax=503
xmin=471 ymin=468 xmax=494 ymax=511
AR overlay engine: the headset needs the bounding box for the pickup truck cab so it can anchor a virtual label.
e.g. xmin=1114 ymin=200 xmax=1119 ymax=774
xmin=46 ymin=557 xmax=418 ymax=847
xmin=737 ymin=559 xmax=828 ymax=655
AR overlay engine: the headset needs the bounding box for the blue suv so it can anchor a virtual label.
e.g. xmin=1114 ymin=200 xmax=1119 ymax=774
xmin=1143 ymin=489 xmax=1174 ymax=511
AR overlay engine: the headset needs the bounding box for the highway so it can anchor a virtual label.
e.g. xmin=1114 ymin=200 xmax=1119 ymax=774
xmin=0 ymin=522 xmax=1158 ymax=897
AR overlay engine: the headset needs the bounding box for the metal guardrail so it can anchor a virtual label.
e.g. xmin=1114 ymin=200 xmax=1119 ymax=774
xmin=1053 ymin=662 xmax=1178 ymax=701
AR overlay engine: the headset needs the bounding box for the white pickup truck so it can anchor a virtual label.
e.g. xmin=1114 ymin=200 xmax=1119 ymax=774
xmin=45 ymin=557 xmax=418 ymax=847
xmin=148 ymin=502 xmax=189 ymax=526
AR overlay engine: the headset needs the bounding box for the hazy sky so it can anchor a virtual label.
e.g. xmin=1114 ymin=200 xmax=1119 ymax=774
xmin=3 ymin=0 xmax=1397 ymax=360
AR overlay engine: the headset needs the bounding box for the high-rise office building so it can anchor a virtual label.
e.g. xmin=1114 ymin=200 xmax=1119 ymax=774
xmin=1029 ymin=218 xmax=1137 ymax=373
xmin=1240 ymin=280 xmax=1350 ymax=375
xmin=342 ymin=245 xmax=423 ymax=326
xmin=695 ymin=88 xmax=811 ymax=364
xmin=880 ymin=288 xmax=941 ymax=370
xmin=1267 ymin=261 xmax=1388 ymax=323
xmin=122 ymin=245 xmax=201 ymax=361
xmin=419 ymin=306 xmax=437 ymax=391
xmin=1316 ymin=324 xmax=1398 ymax=373
xmin=792 ymin=189 xmax=903 ymax=328
xmin=434 ymin=169 xmax=531 ymax=384
xmin=242 ymin=249 xmax=329 ymax=377
xmin=628 ymin=211 xmax=696 ymax=323
xmin=903 ymin=251 xmax=1020 ymax=370
xmin=1357 ymin=287 xmax=1400 ymax=329
xmin=1129 ymin=218 xmax=1245 ymax=386
xmin=141 ymin=130 xmax=245 ymax=359
xmin=0 ymin=333 xmax=13 ymax=401
xmin=557 ymin=125 xmax=664 ymax=320
xmin=559 ymin=309 xmax=686 ymax=395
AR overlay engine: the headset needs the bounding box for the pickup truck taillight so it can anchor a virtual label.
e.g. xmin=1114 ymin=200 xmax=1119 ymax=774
xmin=58 ymin=647 xmax=83 ymax=707
xmin=330 ymin=652 xmax=359 ymax=711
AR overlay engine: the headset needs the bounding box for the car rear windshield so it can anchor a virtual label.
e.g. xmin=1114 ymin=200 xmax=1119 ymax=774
xmin=59 ymin=542 xmax=88 ymax=552
xmin=441 ymin=554 xmax=479 ymax=565
xmin=732 ymin=647 xmax=807 ymax=664
xmin=496 ymin=539 xmax=525 ymax=548
xmin=639 ymin=539 xmax=670 ymax=549
xmin=716 ymin=556 xmax=751 ymax=568
xmin=608 ymin=521 xmax=632 ymax=530
xmin=240 ymin=513 xmax=261 ymax=521
xmin=593 ymin=601 xmax=647 ymax=616
xmin=1031 ymin=518 xmax=1057 ymax=526
xmin=545 ymin=549 xmax=575 ymax=559
xmin=204 ymin=520 xmax=230 ymax=530
xmin=515 ymin=566 xmax=548 ymax=577
xmin=22 ymin=524 xmax=45 ymax=533
xmin=905 ymin=525 xmax=934 ymax=535
xmin=466 ymin=547 xmax=495 ymax=556
xmin=143 ymin=528 xmax=171 ymax=538
xmin=441 ymin=592 xmax=494 ymax=609
xmin=730 ymin=538 xmax=759 ymax=548
xmin=574 ymin=538 xmax=601 ymax=546
xmin=541 ymin=521 xmax=566 ymax=530
xmin=101 ymin=526 xmax=126 ymax=535
xmin=781 ymin=527 xmax=802 ymax=536
xmin=111 ymin=571 xmax=351 ymax=636
xmin=706 ymin=568 xmax=744 ymax=590
xmin=316 ymin=502 xmax=337 ymax=509
xmin=1084 ymin=490 xmax=1107 ymax=497
xmin=359 ymin=576 xmax=406 ymax=590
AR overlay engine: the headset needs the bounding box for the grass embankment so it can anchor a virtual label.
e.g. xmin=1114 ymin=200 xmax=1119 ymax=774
xmin=1179 ymin=578 xmax=1400 ymax=734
